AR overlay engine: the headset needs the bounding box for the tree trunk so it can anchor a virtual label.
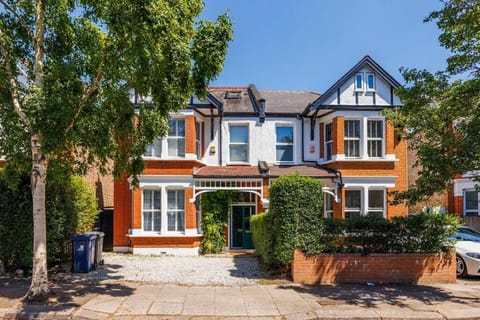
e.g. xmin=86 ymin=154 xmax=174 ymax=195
xmin=25 ymin=134 xmax=50 ymax=301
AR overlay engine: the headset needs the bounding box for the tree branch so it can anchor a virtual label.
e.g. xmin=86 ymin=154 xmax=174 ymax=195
xmin=0 ymin=0 xmax=35 ymax=42
xmin=64 ymin=71 xmax=104 ymax=134
xmin=0 ymin=26 xmax=30 ymax=128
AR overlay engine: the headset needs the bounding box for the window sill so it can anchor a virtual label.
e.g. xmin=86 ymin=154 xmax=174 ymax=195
xmin=127 ymin=233 xmax=201 ymax=238
xmin=321 ymin=155 xmax=398 ymax=164
xmin=275 ymin=161 xmax=295 ymax=165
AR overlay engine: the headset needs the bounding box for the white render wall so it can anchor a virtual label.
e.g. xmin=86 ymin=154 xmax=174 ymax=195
xmin=321 ymin=66 xmax=401 ymax=107
xmin=193 ymin=116 xmax=308 ymax=166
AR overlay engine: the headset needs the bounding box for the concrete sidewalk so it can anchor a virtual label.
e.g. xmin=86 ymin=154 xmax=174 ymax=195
xmin=1 ymin=279 xmax=480 ymax=319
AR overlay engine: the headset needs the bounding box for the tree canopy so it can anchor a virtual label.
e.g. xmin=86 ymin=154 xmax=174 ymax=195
xmin=385 ymin=0 xmax=480 ymax=205
xmin=0 ymin=0 xmax=232 ymax=300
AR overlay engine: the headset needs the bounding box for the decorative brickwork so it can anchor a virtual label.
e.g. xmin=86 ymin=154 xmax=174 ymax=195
xmin=292 ymin=249 xmax=456 ymax=285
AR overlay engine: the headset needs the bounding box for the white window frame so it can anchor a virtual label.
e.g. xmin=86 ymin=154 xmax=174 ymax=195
xmin=367 ymin=188 xmax=386 ymax=217
xmin=324 ymin=193 xmax=334 ymax=218
xmin=325 ymin=123 xmax=333 ymax=161
xmin=144 ymin=139 xmax=162 ymax=158
xmin=354 ymin=73 xmax=364 ymax=91
xmin=367 ymin=119 xmax=384 ymax=158
xmin=275 ymin=124 xmax=294 ymax=163
xmin=366 ymin=73 xmax=376 ymax=91
xmin=463 ymin=190 xmax=480 ymax=216
xmin=166 ymin=189 xmax=186 ymax=233
xmin=345 ymin=188 xmax=362 ymax=218
xmin=167 ymin=118 xmax=185 ymax=158
xmin=229 ymin=124 xmax=249 ymax=163
xmin=142 ymin=189 xmax=162 ymax=233
xmin=195 ymin=121 xmax=202 ymax=160
xmin=344 ymin=119 xmax=361 ymax=159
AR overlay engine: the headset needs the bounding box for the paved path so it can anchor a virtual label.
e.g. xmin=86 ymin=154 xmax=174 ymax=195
xmin=1 ymin=279 xmax=480 ymax=319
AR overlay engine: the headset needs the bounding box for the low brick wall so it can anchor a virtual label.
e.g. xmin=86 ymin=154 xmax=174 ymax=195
xmin=292 ymin=249 xmax=456 ymax=285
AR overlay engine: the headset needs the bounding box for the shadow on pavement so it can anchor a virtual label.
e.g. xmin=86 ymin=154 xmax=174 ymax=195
xmin=0 ymin=263 xmax=135 ymax=319
xmin=278 ymin=283 xmax=480 ymax=308
xmin=229 ymin=252 xmax=270 ymax=281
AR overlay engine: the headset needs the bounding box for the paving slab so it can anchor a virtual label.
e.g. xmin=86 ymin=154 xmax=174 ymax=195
xmin=241 ymin=286 xmax=279 ymax=316
xmin=374 ymin=304 xmax=443 ymax=320
xmin=182 ymin=286 xmax=215 ymax=316
xmin=134 ymin=284 xmax=164 ymax=296
xmin=315 ymin=305 xmax=380 ymax=320
xmin=437 ymin=305 xmax=480 ymax=320
xmin=117 ymin=294 xmax=155 ymax=315
xmin=214 ymin=287 xmax=248 ymax=316
xmin=148 ymin=301 xmax=183 ymax=315
xmin=72 ymin=308 xmax=110 ymax=320
xmin=156 ymin=284 xmax=189 ymax=303
xmin=82 ymin=294 xmax=126 ymax=314
xmin=267 ymin=285 xmax=312 ymax=315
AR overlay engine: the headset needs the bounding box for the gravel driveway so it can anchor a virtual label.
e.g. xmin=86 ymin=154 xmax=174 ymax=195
xmin=72 ymin=252 xmax=267 ymax=286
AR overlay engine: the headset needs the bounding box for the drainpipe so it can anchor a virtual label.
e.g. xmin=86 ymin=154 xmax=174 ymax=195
xmin=219 ymin=110 xmax=223 ymax=166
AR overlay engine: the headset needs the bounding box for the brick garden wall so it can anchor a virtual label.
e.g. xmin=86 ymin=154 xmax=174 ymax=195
xmin=292 ymin=249 xmax=456 ymax=285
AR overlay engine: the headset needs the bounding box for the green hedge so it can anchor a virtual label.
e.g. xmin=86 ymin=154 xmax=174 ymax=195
xmin=0 ymin=166 xmax=99 ymax=271
xmin=251 ymin=212 xmax=274 ymax=265
xmin=268 ymin=174 xmax=323 ymax=267
xmin=301 ymin=213 xmax=459 ymax=255
xmin=250 ymin=174 xmax=460 ymax=270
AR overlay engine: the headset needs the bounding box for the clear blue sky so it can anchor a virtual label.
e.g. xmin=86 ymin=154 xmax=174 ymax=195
xmin=201 ymin=0 xmax=449 ymax=92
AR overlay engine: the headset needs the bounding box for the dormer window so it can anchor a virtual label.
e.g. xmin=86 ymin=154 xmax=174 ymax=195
xmin=225 ymin=91 xmax=242 ymax=99
xmin=367 ymin=73 xmax=375 ymax=91
xmin=355 ymin=73 xmax=363 ymax=91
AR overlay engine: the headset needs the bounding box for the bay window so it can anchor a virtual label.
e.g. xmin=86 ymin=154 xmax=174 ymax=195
xmin=367 ymin=189 xmax=385 ymax=217
xmin=344 ymin=120 xmax=360 ymax=158
xmin=167 ymin=190 xmax=185 ymax=232
xmin=367 ymin=120 xmax=383 ymax=158
xmin=345 ymin=187 xmax=386 ymax=218
xmin=168 ymin=119 xmax=185 ymax=157
xmin=143 ymin=190 xmax=161 ymax=232
xmin=144 ymin=139 xmax=162 ymax=158
xmin=345 ymin=189 xmax=361 ymax=218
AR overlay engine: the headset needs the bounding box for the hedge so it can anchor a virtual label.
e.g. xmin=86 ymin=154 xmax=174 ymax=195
xmin=251 ymin=212 xmax=274 ymax=265
xmin=250 ymin=174 xmax=460 ymax=269
xmin=268 ymin=174 xmax=323 ymax=267
xmin=300 ymin=213 xmax=459 ymax=255
xmin=0 ymin=166 xmax=99 ymax=271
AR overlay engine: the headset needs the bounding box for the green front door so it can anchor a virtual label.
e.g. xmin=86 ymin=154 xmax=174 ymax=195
xmin=231 ymin=205 xmax=255 ymax=249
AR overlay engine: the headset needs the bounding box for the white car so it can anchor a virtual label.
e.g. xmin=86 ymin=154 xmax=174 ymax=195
xmin=456 ymin=240 xmax=480 ymax=277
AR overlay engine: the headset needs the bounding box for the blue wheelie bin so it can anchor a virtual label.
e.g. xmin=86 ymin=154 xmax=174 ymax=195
xmin=71 ymin=233 xmax=97 ymax=273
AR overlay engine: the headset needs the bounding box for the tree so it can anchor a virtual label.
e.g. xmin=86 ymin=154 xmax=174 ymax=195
xmin=0 ymin=0 xmax=232 ymax=301
xmin=384 ymin=0 xmax=480 ymax=205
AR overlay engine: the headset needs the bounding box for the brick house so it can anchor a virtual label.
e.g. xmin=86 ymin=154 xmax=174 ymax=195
xmin=113 ymin=55 xmax=408 ymax=255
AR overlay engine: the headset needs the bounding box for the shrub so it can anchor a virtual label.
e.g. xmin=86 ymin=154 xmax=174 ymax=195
xmin=251 ymin=212 xmax=274 ymax=265
xmin=199 ymin=191 xmax=231 ymax=254
xmin=200 ymin=212 xmax=226 ymax=254
xmin=0 ymin=166 xmax=99 ymax=271
xmin=301 ymin=213 xmax=460 ymax=255
xmin=269 ymin=174 xmax=323 ymax=267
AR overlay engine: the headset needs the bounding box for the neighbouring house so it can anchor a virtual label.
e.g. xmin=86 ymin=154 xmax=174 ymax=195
xmin=449 ymin=172 xmax=480 ymax=218
xmin=113 ymin=55 xmax=408 ymax=255
xmin=407 ymin=147 xmax=449 ymax=214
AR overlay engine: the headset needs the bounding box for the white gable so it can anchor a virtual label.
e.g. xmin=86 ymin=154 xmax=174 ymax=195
xmin=320 ymin=65 xmax=401 ymax=107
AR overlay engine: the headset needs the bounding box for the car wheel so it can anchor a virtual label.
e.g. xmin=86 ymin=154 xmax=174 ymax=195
xmin=456 ymin=255 xmax=467 ymax=277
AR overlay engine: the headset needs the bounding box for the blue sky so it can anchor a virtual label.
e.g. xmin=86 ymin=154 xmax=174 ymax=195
xmin=201 ymin=0 xmax=449 ymax=92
